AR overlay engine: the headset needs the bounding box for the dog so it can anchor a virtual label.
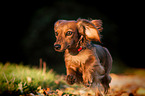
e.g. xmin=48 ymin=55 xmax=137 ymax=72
xmin=54 ymin=18 xmax=112 ymax=95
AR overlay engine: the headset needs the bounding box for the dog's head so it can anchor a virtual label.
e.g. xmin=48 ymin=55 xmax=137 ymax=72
xmin=54 ymin=19 xmax=102 ymax=52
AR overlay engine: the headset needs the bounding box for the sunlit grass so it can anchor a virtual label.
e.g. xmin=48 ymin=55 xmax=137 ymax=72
xmin=0 ymin=59 xmax=128 ymax=95
xmin=0 ymin=61 xmax=144 ymax=95
xmin=0 ymin=62 xmax=59 ymax=95
xmin=0 ymin=62 xmax=87 ymax=95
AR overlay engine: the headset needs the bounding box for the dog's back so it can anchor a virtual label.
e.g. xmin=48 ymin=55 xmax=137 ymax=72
xmin=94 ymin=44 xmax=112 ymax=75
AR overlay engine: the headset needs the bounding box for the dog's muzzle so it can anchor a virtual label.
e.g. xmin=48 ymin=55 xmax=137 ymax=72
xmin=54 ymin=44 xmax=61 ymax=50
xmin=54 ymin=43 xmax=71 ymax=52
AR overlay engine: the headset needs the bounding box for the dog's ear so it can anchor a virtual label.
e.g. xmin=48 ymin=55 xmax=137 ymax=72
xmin=54 ymin=20 xmax=66 ymax=30
xmin=91 ymin=20 xmax=103 ymax=32
xmin=77 ymin=19 xmax=101 ymax=42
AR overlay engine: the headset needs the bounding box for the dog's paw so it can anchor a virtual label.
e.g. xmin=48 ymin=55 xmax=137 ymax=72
xmin=83 ymin=74 xmax=93 ymax=87
xmin=66 ymin=74 xmax=76 ymax=85
xmin=83 ymin=80 xmax=92 ymax=87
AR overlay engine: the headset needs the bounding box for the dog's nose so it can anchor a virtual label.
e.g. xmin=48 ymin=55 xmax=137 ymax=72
xmin=54 ymin=44 xmax=61 ymax=50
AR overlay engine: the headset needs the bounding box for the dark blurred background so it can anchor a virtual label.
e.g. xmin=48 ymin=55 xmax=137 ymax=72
xmin=0 ymin=0 xmax=144 ymax=73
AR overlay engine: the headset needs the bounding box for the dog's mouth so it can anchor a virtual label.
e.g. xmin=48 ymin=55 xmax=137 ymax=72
xmin=54 ymin=44 xmax=70 ymax=52
xmin=66 ymin=45 xmax=70 ymax=49
xmin=61 ymin=45 xmax=70 ymax=52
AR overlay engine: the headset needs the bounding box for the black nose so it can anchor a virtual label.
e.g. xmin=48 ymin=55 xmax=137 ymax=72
xmin=54 ymin=44 xmax=61 ymax=50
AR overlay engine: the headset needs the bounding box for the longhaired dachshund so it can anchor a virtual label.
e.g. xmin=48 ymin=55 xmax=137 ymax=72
xmin=54 ymin=18 xmax=112 ymax=95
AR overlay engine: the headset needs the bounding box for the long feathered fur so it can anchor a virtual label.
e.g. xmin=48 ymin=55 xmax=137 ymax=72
xmin=54 ymin=18 xmax=112 ymax=95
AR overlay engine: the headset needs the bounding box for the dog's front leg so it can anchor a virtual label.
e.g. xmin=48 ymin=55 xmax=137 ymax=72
xmin=82 ymin=67 xmax=93 ymax=87
xmin=82 ymin=55 xmax=95 ymax=87
xmin=65 ymin=62 xmax=77 ymax=85
xmin=66 ymin=68 xmax=77 ymax=85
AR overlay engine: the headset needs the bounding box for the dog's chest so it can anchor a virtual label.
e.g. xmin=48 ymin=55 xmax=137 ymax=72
xmin=65 ymin=49 xmax=93 ymax=65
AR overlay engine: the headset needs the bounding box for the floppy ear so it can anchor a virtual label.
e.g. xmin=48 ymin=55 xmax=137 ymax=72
xmin=91 ymin=19 xmax=103 ymax=32
xmin=54 ymin=20 xmax=66 ymax=30
xmin=77 ymin=19 xmax=101 ymax=42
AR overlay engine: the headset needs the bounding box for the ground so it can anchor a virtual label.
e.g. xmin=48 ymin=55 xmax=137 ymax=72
xmin=0 ymin=63 xmax=145 ymax=96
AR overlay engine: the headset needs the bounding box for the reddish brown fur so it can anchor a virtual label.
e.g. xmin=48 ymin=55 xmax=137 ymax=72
xmin=54 ymin=18 xmax=112 ymax=95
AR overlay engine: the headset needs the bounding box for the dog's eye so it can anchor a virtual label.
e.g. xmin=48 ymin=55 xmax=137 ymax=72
xmin=55 ymin=32 xmax=58 ymax=36
xmin=66 ymin=31 xmax=72 ymax=36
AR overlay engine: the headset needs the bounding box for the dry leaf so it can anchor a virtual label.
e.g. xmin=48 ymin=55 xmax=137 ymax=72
xmin=56 ymin=89 xmax=63 ymax=96
xmin=136 ymin=87 xmax=145 ymax=95
xmin=46 ymin=88 xmax=50 ymax=91
xmin=121 ymin=93 xmax=129 ymax=96
xmin=44 ymin=88 xmax=50 ymax=95
xmin=38 ymin=89 xmax=44 ymax=94
xmin=65 ymin=87 xmax=74 ymax=91
xmin=37 ymin=86 xmax=41 ymax=90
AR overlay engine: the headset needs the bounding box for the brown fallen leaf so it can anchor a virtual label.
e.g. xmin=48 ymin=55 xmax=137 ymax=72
xmin=38 ymin=89 xmax=44 ymax=94
xmin=44 ymin=88 xmax=50 ymax=95
xmin=120 ymin=93 xmax=129 ymax=96
xmin=37 ymin=86 xmax=44 ymax=94
xmin=65 ymin=87 xmax=75 ymax=91
xmin=46 ymin=88 xmax=50 ymax=91
xmin=136 ymin=87 xmax=145 ymax=95
xmin=56 ymin=89 xmax=63 ymax=96
xmin=37 ymin=86 xmax=41 ymax=90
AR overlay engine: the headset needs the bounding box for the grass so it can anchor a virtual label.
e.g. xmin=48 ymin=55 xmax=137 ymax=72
xmin=0 ymin=59 xmax=124 ymax=95
xmin=0 ymin=62 xmax=92 ymax=96
xmin=0 ymin=62 xmax=64 ymax=95
xmin=1 ymin=61 xmax=142 ymax=96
